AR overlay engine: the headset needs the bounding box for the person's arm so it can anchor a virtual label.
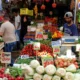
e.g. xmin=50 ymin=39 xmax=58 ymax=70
xmin=0 ymin=24 xmax=5 ymax=36
xmin=0 ymin=32 xmax=3 ymax=36
xmin=72 ymin=25 xmax=78 ymax=36
xmin=17 ymin=15 xmax=21 ymax=29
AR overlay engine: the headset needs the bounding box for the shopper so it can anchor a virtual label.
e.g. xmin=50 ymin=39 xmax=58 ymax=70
xmin=63 ymin=12 xmax=78 ymax=36
xmin=13 ymin=10 xmax=21 ymax=50
xmin=20 ymin=15 xmax=30 ymax=45
xmin=0 ymin=15 xmax=16 ymax=66
xmin=0 ymin=15 xmax=16 ymax=52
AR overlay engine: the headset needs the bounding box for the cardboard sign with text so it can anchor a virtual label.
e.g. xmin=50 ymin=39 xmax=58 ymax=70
xmin=41 ymin=57 xmax=54 ymax=67
xmin=1 ymin=52 xmax=11 ymax=64
xmin=21 ymin=55 xmax=29 ymax=59
xmin=51 ymin=40 xmax=61 ymax=47
xmin=35 ymin=28 xmax=43 ymax=40
xmin=76 ymin=44 xmax=80 ymax=52
xmin=53 ymin=46 xmax=60 ymax=54
xmin=33 ymin=42 xmax=40 ymax=50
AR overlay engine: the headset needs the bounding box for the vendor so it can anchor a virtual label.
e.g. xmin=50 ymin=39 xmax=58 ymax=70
xmin=63 ymin=12 xmax=78 ymax=36
xmin=63 ymin=12 xmax=78 ymax=57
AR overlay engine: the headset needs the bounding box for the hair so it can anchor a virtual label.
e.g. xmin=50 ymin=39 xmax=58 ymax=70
xmin=12 ymin=8 xmax=19 ymax=13
xmin=3 ymin=15 xmax=9 ymax=20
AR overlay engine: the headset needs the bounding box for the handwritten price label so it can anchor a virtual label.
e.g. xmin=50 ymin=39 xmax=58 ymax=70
xmin=35 ymin=28 xmax=43 ymax=40
xmin=36 ymin=34 xmax=43 ymax=39
xmin=42 ymin=57 xmax=54 ymax=67
xmin=33 ymin=42 xmax=40 ymax=50
xmin=21 ymin=55 xmax=29 ymax=59
xmin=76 ymin=44 xmax=80 ymax=52
xmin=53 ymin=46 xmax=60 ymax=54
xmin=1 ymin=52 xmax=11 ymax=63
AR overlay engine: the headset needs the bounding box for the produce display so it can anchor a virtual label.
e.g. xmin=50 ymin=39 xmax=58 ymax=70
xmin=0 ymin=67 xmax=24 ymax=80
xmin=21 ymin=44 xmax=53 ymax=56
xmin=37 ymin=51 xmax=52 ymax=57
xmin=43 ymin=25 xmax=57 ymax=34
xmin=15 ymin=57 xmax=36 ymax=64
xmin=54 ymin=58 xmax=79 ymax=69
xmin=0 ymin=60 xmax=80 ymax=80
xmin=52 ymin=31 xmax=63 ymax=38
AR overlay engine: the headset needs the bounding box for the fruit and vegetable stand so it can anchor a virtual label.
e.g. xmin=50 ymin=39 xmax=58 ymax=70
xmin=0 ymin=21 xmax=80 ymax=80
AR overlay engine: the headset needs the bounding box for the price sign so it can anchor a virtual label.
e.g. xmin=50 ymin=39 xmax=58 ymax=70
xmin=33 ymin=42 xmax=40 ymax=50
xmin=53 ymin=46 xmax=60 ymax=54
xmin=1 ymin=52 xmax=11 ymax=64
xmin=76 ymin=44 xmax=80 ymax=51
xmin=35 ymin=28 xmax=43 ymax=40
xmin=51 ymin=40 xmax=61 ymax=47
xmin=41 ymin=57 xmax=54 ymax=67
xmin=21 ymin=55 xmax=29 ymax=59
xmin=28 ymin=10 xmax=33 ymax=16
xmin=20 ymin=8 xmax=33 ymax=16
xmin=20 ymin=8 xmax=28 ymax=15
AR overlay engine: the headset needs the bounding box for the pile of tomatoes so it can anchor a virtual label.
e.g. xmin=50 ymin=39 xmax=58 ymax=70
xmin=21 ymin=44 xmax=53 ymax=56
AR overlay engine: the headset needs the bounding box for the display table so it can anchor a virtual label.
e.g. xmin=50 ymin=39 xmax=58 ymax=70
xmin=62 ymin=43 xmax=77 ymax=46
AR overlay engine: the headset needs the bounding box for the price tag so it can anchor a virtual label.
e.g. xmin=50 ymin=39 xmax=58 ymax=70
xmin=21 ymin=55 xmax=29 ymax=59
xmin=53 ymin=46 xmax=60 ymax=54
xmin=33 ymin=42 xmax=40 ymax=50
xmin=41 ymin=57 xmax=54 ymax=67
xmin=51 ymin=40 xmax=61 ymax=47
xmin=1 ymin=52 xmax=11 ymax=64
xmin=35 ymin=28 xmax=43 ymax=40
xmin=76 ymin=44 xmax=80 ymax=52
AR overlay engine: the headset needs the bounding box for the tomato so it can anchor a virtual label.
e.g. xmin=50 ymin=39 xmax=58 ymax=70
xmin=16 ymin=77 xmax=24 ymax=80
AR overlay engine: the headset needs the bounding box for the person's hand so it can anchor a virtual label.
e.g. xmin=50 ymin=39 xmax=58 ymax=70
xmin=23 ymin=17 xmax=27 ymax=22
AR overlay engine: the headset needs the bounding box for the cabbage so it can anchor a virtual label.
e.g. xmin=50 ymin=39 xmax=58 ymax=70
xmin=23 ymin=65 xmax=34 ymax=76
xmin=33 ymin=73 xmax=42 ymax=80
xmin=45 ymin=65 xmax=56 ymax=75
xmin=66 ymin=64 xmax=76 ymax=72
xmin=56 ymin=68 xmax=66 ymax=77
xmin=64 ymin=72 xmax=74 ymax=80
xmin=43 ymin=74 xmax=52 ymax=80
xmin=24 ymin=74 xmax=33 ymax=79
xmin=20 ymin=64 xmax=28 ymax=69
xmin=30 ymin=60 xmax=40 ymax=68
xmin=52 ymin=75 xmax=61 ymax=80
xmin=74 ymin=73 xmax=80 ymax=80
xmin=5 ymin=68 xmax=10 ymax=74
xmin=0 ymin=78 xmax=2 ymax=80
xmin=36 ymin=66 xmax=44 ymax=74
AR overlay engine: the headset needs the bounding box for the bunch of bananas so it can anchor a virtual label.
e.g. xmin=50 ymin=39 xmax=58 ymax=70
xmin=34 ymin=4 xmax=38 ymax=19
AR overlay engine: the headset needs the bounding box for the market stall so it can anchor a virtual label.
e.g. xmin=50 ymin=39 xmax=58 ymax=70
xmin=0 ymin=0 xmax=80 ymax=80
